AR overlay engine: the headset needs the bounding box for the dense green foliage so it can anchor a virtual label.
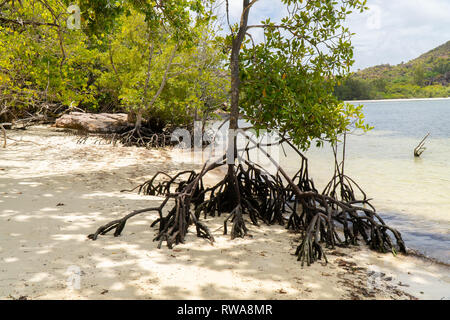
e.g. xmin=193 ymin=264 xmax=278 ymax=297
xmin=1 ymin=0 xmax=372 ymax=151
xmin=0 ymin=0 xmax=228 ymax=127
xmin=0 ymin=2 xmax=98 ymax=115
xmin=335 ymin=41 xmax=450 ymax=100
xmin=238 ymin=0 xmax=371 ymax=150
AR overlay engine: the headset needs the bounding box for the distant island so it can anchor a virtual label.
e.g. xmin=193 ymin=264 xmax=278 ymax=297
xmin=335 ymin=41 xmax=450 ymax=100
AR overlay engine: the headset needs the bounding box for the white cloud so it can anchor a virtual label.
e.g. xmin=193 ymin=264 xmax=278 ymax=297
xmin=347 ymin=0 xmax=450 ymax=70
xmin=366 ymin=4 xmax=382 ymax=30
xmin=216 ymin=0 xmax=450 ymax=70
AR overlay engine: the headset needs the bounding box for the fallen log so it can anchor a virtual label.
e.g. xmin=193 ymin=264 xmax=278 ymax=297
xmin=55 ymin=112 xmax=131 ymax=133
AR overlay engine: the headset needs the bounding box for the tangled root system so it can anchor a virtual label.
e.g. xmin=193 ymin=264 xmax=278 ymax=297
xmin=88 ymin=132 xmax=406 ymax=266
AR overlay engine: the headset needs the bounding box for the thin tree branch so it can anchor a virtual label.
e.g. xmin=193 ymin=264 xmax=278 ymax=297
xmin=146 ymin=44 xmax=179 ymax=109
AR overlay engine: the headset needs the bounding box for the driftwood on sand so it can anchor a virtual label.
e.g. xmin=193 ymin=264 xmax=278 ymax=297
xmin=55 ymin=112 xmax=130 ymax=133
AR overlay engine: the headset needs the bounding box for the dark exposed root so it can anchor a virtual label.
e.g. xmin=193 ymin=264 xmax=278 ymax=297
xmin=242 ymin=132 xmax=406 ymax=265
xmin=72 ymin=125 xmax=176 ymax=149
xmin=114 ymin=126 xmax=174 ymax=148
xmin=295 ymin=213 xmax=328 ymax=266
xmin=88 ymin=132 xmax=407 ymax=267
xmin=191 ymin=212 xmax=215 ymax=243
xmin=224 ymin=205 xmax=248 ymax=239
xmin=74 ymin=123 xmax=213 ymax=149
xmin=87 ymin=197 xmax=170 ymax=240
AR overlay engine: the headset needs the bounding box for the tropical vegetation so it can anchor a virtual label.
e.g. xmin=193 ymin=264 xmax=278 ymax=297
xmin=334 ymin=40 xmax=450 ymax=100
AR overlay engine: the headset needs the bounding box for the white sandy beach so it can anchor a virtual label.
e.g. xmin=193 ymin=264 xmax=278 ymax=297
xmin=0 ymin=126 xmax=448 ymax=300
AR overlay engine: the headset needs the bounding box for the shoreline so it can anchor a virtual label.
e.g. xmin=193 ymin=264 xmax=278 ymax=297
xmin=0 ymin=125 xmax=448 ymax=300
xmin=346 ymin=97 xmax=450 ymax=103
xmin=215 ymin=97 xmax=450 ymax=119
xmin=407 ymin=249 xmax=450 ymax=268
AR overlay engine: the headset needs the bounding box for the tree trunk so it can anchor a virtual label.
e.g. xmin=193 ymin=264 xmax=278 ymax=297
xmin=228 ymin=0 xmax=251 ymax=168
xmin=135 ymin=110 xmax=143 ymax=130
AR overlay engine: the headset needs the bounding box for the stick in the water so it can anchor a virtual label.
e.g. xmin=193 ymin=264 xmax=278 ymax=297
xmin=414 ymin=132 xmax=430 ymax=157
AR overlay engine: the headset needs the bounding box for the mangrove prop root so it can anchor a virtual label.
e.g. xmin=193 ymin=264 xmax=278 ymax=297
xmin=75 ymin=124 xmax=208 ymax=149
xmin=88 ymin=136 xmax=407 ymax=266
xmin=115 ymin=127 xmax=174 ymax=148
xmin=74 ymin=127 xmax=175 ymax=149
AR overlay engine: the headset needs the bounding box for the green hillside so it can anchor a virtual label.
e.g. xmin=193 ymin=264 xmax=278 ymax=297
xmin=335 ymin=41 xmax=450 ymax=100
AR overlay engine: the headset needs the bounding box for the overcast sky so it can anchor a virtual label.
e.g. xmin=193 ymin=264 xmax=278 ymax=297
xmin=220 ymin=0 xmax=450 ymax=70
